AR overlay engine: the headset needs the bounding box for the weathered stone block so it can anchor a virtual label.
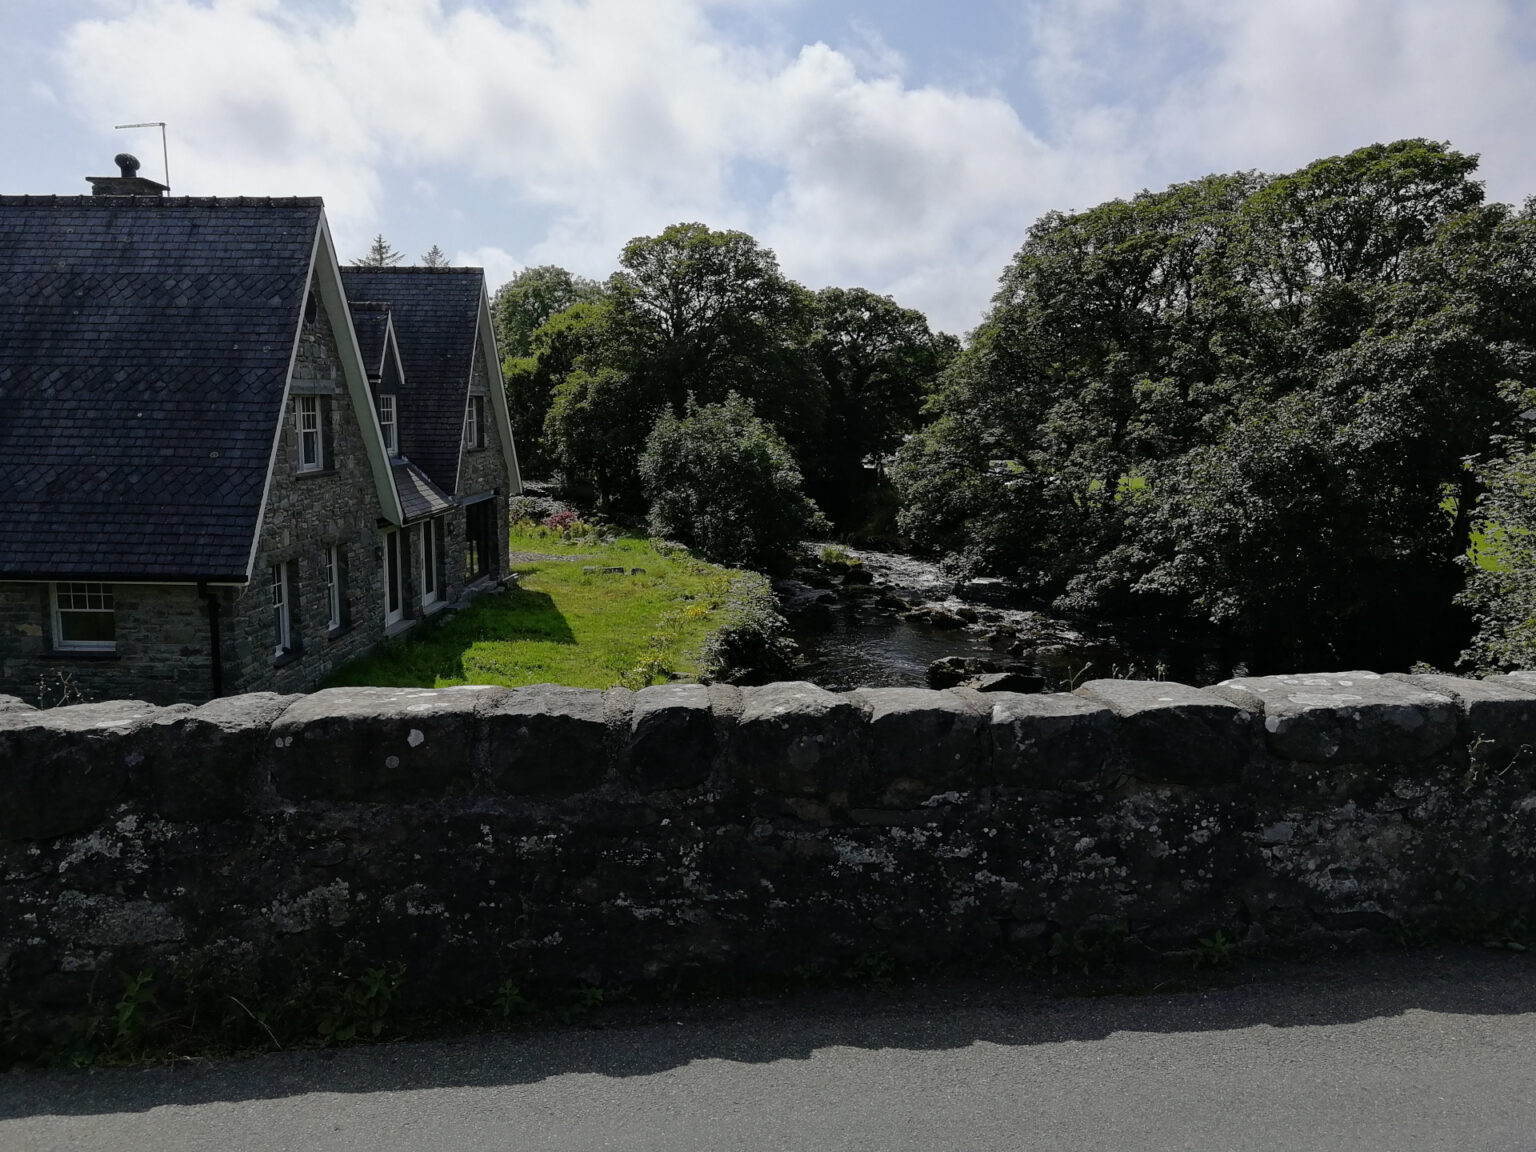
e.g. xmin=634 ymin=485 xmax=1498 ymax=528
xmin=1485 ymin=670 xmax=1536 ymax=696
xmin=848 ymin=688 xmax=987 ymax=804
xmin=0 ymin=695 xmax=34 ymax=712
xmin=726 ymin=682 xmax=864 ymax=795
xmin=134 ymin=692 xmax=298 ymax=821
xmin=0 ymin=700 xmax=166 ymax=840
xmin=483 ymin=684 xmax=612 ymax=795
xmin=627 ymin=684 xmax=715 ymax=790
xmin=1211 ymin=671 xmax=1455 ymax=764
xmin=1077 ymin=679 xmax=1255 ymax=785
xmin=989 ymin=691 xmax=1116 ymax=790
xmin=1395 ymin=673 xmax=1536 ymax=771
xmin=271 ymin=686 xmax=504 ymax=801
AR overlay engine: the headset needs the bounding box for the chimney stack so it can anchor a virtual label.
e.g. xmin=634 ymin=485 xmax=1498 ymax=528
xmin=86 ymin=153 xmax=168 ymax=197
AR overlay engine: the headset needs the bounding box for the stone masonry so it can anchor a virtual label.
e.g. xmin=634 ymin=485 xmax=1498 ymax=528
xmin=225 ymin=289 xmax=389 ymax=696
xmin=4 ymin=668 xmax=1536 ymax=1049
xmin=0 ymin=583 xmax=219 ymax=706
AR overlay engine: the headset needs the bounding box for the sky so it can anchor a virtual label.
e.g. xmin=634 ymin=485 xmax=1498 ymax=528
xmin=4 ymin=0 xmax=1535 ymax=336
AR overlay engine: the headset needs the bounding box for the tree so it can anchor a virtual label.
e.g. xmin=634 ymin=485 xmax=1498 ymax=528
xmin=492 ymin=265 xmax=603 ymax=359
xmin=421 ymin=245 xmax=449 ymax=268
xmin=896 ymin=139 xmax=1531 ymax=669
xmin=805 ymin=286 xmax=956 ymax=523
xmin=352 ymin=234 xmax=404 ymax=267
xmin=505 ymin=299 xmax=610 ymax=477
xmin=639 ymin=393 xmax=826 ymax=575
xmin=607 ymin=223 xmax=826 ymax=456
xmin=515 ymin=224 xmax=830 ymax=508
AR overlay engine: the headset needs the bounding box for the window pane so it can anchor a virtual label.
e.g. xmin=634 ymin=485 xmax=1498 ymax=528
xmin=59 ymin=610 xmax=115 ymax=644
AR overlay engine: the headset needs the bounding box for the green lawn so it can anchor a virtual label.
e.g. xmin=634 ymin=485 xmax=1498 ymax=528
xmin=323 ymin=525 xmax=740 ymax=690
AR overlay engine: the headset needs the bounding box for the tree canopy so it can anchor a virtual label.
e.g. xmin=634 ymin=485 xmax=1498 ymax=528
xmin=506 ymin=223 xmax=949 ymax=528
xmin=492 ymin=265 xmax=603 ymax=359
xmin=895 ymin=140 xmax=1536 ymax=670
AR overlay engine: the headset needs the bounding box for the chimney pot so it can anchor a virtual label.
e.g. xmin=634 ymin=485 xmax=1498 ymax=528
xmin=114 ymin=153 xmax=141 ymax=178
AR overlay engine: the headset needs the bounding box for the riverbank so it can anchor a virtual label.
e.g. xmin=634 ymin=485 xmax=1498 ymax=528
xmin=323 ymin=525 xmax=741 ymax=690
xmin=782 ymin=543 xmax=1244 ymax=691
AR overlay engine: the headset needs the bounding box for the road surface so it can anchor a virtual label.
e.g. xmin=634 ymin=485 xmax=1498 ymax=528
xmin=4 ymin=948 xmax=1534 ymax=1151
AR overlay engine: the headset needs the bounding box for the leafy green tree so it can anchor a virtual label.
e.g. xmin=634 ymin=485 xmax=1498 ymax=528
xmin=352 ymin=234 xmax=403 ymax=267
xmin=493 ymin=265 xmax=603 ymax=359
xmin=505 ymin=299 xmax=611 ymax=476
xmin=607 ymin=223 xmax=826 ymax=456
xmin=544 ymin=363 xmax=654 ymax=509
xmin=639 ymin=393 xmax=826 ymax=575
xmin=805 ymin=287 xmax=956 ymax=523
xmin=897 ymin=140 xmax=1533 ymax=668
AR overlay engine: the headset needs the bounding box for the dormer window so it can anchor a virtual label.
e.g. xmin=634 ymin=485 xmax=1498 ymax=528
xmin=378 ymin=393 xmax=398 ymax=455
xmin=463 ymin=395 xmax=485 ymax=450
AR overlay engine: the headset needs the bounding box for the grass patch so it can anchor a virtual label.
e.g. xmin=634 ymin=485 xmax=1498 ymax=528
xmin=324 ymin=526 xmax=743 ymax=690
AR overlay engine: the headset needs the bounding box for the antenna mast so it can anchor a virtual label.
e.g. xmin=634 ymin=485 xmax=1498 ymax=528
xmin=114 ymin=121 xmax=169 ymax=191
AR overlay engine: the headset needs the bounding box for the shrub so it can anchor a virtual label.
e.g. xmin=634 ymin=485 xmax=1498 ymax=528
xmin=640 ymin=393 xmax=827 ymax=575
xmin=700 ymin=571 xmax=797 ymax=684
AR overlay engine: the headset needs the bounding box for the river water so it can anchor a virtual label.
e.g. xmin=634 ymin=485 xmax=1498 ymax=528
xmin=787 ymin=545 xmax=1242 ymax=691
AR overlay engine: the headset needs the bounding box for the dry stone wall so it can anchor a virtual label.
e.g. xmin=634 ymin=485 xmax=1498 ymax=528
xmin=4 ymin=671 xmax=1536 ymax=1040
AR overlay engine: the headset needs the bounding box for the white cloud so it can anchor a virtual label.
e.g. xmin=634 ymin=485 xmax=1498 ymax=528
xmin=51 ymin=0 xmax=1536 ymax=335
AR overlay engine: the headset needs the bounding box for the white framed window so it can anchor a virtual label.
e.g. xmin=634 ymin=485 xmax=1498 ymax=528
xmin=52 ymin=582 xmax=116 ymax=651
xmin=378 ymin=394 xmax=398 ymax=455
xmin=463 ymin=395 xmax=485 ymax=450
xmin=294 ymin=395 xmax=324 ymax=471
xmin=383 ymin=528 xmax=404 ymax=626
xmin=420 ymin=519 xmax=441 ymax=608
xmin=325 ymin=545 xmax=343 ymax=631
xmin=271 ymin=563 xmax=292 ymax=656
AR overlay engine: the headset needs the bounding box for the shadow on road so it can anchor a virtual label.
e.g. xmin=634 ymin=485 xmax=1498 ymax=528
xmin=4 ymin=947 xmax=1533 ymax=1120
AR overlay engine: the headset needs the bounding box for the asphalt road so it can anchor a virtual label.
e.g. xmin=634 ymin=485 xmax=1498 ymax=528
xmin=4 ymin=948 xmax=1535 ymax=1151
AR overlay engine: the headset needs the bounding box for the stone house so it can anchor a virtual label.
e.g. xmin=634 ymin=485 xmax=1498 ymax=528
xmin=0 ymin=162 xmax=521 ymax=706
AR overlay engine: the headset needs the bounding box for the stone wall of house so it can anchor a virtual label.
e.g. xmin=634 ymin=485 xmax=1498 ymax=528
xmin=5 ymin=670 xmax=1536 ymax=1049
xmin=458 ymin=331 xmax=512 ymax=580
xmin=0 ymin=583 xmax=222 ymax=706
xmin=226 ymin=289 xmax=389 ymax=695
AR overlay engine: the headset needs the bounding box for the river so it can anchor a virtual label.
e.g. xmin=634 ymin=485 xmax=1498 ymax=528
xmin=786 ymin=545 xmax=1243 ymax=691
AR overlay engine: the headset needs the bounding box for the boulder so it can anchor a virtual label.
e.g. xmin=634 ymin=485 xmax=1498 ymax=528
xmin=840 ymin=567 xmax=874 ymax=586
xmin=957 ymin=577 xmax=1015 ymax=604
xmin=926 ymin=656 xmax=1000 ymax=689
xmin=966 ymin=671 xmax=1045 ymax=694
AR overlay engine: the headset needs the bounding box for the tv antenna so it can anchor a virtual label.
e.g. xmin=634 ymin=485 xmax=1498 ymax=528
xmin=114 ymin=121 xmax=169 ymax=191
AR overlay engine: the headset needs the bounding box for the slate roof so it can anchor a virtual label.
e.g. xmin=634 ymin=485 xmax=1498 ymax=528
xmin=391 ymin=460 xmax=456 ymax=522
xmin=0 ymin=196 xmax=323 ymax=581
xmin=340 ymin=268 xmax=484 ymax=493
xmin=348 ymin=301 xmax=392 ymax=379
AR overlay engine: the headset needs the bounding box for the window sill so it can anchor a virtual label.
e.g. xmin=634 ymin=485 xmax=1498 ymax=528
xmin=384 ymin=618 xmax=417 ymax=638
xmin=45 ymin=648 xmax=119 ymax=662
xmin=272 ymin=648 xmax=304 ymax=669
xmin=295 ymin=467 xmax=337 ymax=480
xmin=326 ymin=623 xmax=353 ymax=643
xmin=422 ymin=599 xmax=448 ymax=617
